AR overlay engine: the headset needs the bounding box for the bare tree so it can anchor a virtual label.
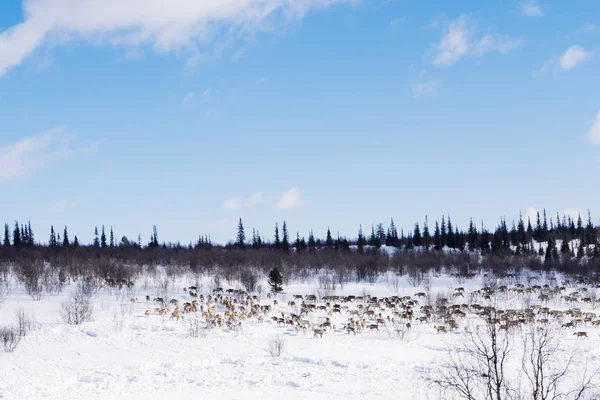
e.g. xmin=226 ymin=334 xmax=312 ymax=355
xmin=521 ymin=323 xmax=597 ymax=400
xmin=239 ymin=268 xmax=258 ymax=293
xmin=428 ymin=314 xmax=513 ymax=400
xmin=266 ymin=335 xmax=285 ymax=358
xmin=59 ymin=291 xmax=93 ymax=325
xmin=15 ymin=309 xmax=33 ymax=337
xmin=0 ymin=326 xmax=20 ymax=352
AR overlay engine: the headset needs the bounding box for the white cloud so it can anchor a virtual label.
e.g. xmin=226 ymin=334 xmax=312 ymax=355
xmin=49 ymin=199 xmax=77 ymax=213
xmin=558 ymin=45 xmax=592 ymax=71
xmin=587 ymin=111 xmax=600 ymax=146
xmin=582 ymin=22 xmax=599 ymax=34
xmin=410 ymin=79 xmax=441 ymax=97
xmin=222 ymin=191 xmax=264 ymax=210
xmin=276 ymin=187 xmax=303 ymax=210
xmin=519 ymin=0 xmax=544 ymax=18
xmin=256 ymin=76 xmax=270 ymax=84
xmin=0 ymin=0 xmax=351 ymax=77
xmin=202 ymin=87 xmax=212 ymax=98
xmin=432 ymin=15 xmax=521 ymax=67
xmin=181 ymin=92 xmax=194 ymax=105
xmin=0 ymin=126 xmax=85 ymax=184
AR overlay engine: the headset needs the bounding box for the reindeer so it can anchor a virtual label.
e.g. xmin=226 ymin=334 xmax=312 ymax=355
xmin=313 ymin=328 xmax=324 ymax=338
xmin=130 ymin=297 xmax=138 ymax=303
xmin=573 ymin=331 xmax=589 ymax=339
xmin=434 ymin=326 xmax=448 ymax=334
xmin=144 ymin=310 xmax=151 ymax=317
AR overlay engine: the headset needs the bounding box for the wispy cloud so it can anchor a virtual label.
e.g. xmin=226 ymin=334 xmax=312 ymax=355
xmin=181 ymin=92 xmax=194 ymax=106
xmin=256 ymin=76 xmax=270 ymax=84
xmin=587 ymin=111 xmax=600 ymax=146
xmin=0 ymin=0 xmax=352 ymax=77
xmin=49 ymin=199 xmax=77 ymax=213
xmin=276 ymin=187 xmax=303 ymax=210
xmin=581 ymin=22 xmax=599 ymax=34
xmin=431 ymin=15 xmax=522 ymax=67
xmin=558 ymin=45 xmax=592 ymax=70
xmin=410 ymin=79 xmax=442 ymax=98
xmin=518 ymin=0 xmax=545 ymax=18
xmin=0 ymin=126 xmax=90 ymax=184
xmin=538 ymin=45 xmax=593 ymax=74
xmin=222 ymin=191 xmax=264 ymax=211
xmin=202 ymin=87 xmax=212 ymax=98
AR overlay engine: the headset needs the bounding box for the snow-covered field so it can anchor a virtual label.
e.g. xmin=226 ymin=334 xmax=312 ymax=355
xmin=1 ymin=271 xmax=600 ymax=400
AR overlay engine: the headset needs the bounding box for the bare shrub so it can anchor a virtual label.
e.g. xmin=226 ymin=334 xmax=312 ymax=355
xmin=15 ymin=309 xmax=33 ymax=337
xmin=187 ymin=316 xmax=210 ymax=338
xmin=43 ymin=269 xmax=65 ymax=296
xmin=78 ymin=278 xmax=98 ymax=297
xmin=318 ymin=275 xmax=337 ymax=291
xmin=407 ymin=264 xmax=426 ymax=287
xmin=16 ymin=260 xmax=44 ymax=301
xmin=60 ymin=293 xmax=93 ymax=325
xmin=266 ymin=335 xmax=285 ymax=358
xmin=239 ymin=268 xmax=259 ymax=293
xmin=0 ymin=326 xmax=20 ymax=353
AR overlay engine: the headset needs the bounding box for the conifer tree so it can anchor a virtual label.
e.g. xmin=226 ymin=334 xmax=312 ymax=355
xmin=110 ymin=227 xmax=115 ymax=248
xmin=577 ymin=214 xmax=584 ymax=241
xmin=3 ymin=224 xmax=10 ymax=246
xmin=27 ymin=221 xmax=34 ymax=246
xmin=101 ymin=225 xmax=107 ymax=248
xmin=542 ymin=209 xmax=549 ymax=241
xmin=357 ymin=225 xmax=366 ymax=253
xmin=325 ymin=227 xmax=333 ymax=248
xmin=434 ymin=221 xmax=441 ymax=251
xmin=13 ymin=222 xmax=21 ymax=247
xmin=440 ymin=216 xmax=447 ymax=248
xmin=93 ymin=226 xmax=100 ymax=247
xmin=517 ymin=213 xmax=526 ymax=245
xmin=447 ymin=215 xmax=455 ymax=248
xmin=21 ymin=224 xmax=29 ymax=246
xmin=423 ymin=216 xmax=431 ymax=250
xmin=413 ymin=222 xmax=422 ymax=247
xmin=467 ymin=218 xmax=478 ymax=250
xmin=49 ymin=225 xmax=57 ymax=247
xmin=274 ymin=222 xmax=281 ymax=249
xmin=534 ymin=212 xmax=542 ymax=242
xmin=586 ymin=210 xmax=596 ymax=247
xmin=63 ymin=226 xmax=70 ymax=247
xmin=236 ymin=218 xmax=246 ymax=248
xmin=308 ymin=230 xmax=316 ymax=250
xmin=73 ymin=235 xmax=79 ymax=248
xmin=152 ymin=225 xmax=159 ymax=247
xmin=268 ymin=267 xmax=284 ymax=293
xmin=282 ymin=221 xmax=290 ymax=252
xmin=296 ymin=232 xmax=301 ymax=251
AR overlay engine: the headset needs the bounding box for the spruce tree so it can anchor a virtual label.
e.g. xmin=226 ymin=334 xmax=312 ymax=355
xmin=13 ymin=222 xmax=21 ymax=247
xmin=282 ymin=221 xmax=290 ymax=252
xmin=101 ymin=226 xmax=107 ymax=248
xmin=27 ymin=221 xmax=34 ymax=246
xmin=447 ymin=215 xmax=455 ymax=248
xmin=49 ymin=225 xmax=57 ymax=247
xmin=152 ymin=225 xmax=159 ymax=247
xmin=440 ymin=216 xmax=447 ymax=248
xmin=534 ymin=212 xmax=542 ymax=242
xmin=268 ymin=267 xmax=283 ymax=293
xmin=308 ymin=230 xmax=316 ymax=250
xmin=63 ymin=226 xmax=70 ymax=247
xmin=93 ymin=226 xmax=100 ymax=247
xmin=236 ymin=218 xmax=246 ymax=248
xmin=467 ymin=218 xmax=478 ymax=250
xmin=434 ymin=221 xmax=441 ymax=251
xmin=413 ymin=223 xmax=422 ymax=247
xmin=423 ymin=216 xmax=431 ymax=250
xmin=517 ymin=213 xmax=526 ymax=245
xmin=325 ymin=227 xmax=333 ymax=248
xmin=295 ymin=232 xmax=301 ymax=251
xmin=3 ymin=224 xmax=10 ymax=246
xmin=274 ymin=222 xmax=281 ymax=249
xmin=357 ymin=225 xmax=366 ymax=253
xmin=542 ymin=209 xmax=549 ymax=241
xmin=73 ymin=235 xmax=79 ymax=248
xmin=110 ymin=227 xmax=115 ymax=248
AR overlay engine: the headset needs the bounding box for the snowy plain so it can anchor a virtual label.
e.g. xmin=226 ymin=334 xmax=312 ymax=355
xmin=1 ymin=269 xmax=600 ymax=400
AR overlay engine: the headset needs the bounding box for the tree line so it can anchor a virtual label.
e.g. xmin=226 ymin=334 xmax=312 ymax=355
xmin=1 ymin=209 xmax=599 ymax=261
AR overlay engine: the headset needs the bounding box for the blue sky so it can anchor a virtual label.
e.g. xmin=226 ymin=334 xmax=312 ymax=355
xmin=0 ymin=0 xmax=599 ymax=245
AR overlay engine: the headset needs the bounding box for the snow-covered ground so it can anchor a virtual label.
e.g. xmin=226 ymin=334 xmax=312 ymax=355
xmin=1 ymin=271 xmax=600 ymax=399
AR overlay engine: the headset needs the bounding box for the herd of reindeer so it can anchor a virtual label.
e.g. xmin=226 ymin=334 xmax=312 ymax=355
xmin=103 ymin=274 xmax=600 ymax=340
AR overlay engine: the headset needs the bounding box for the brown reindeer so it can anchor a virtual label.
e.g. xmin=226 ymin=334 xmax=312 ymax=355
xmin=434 ymin=326 xmax=447 ymax=334
xmin=574 ymin=331 xmax=589 ymax=339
